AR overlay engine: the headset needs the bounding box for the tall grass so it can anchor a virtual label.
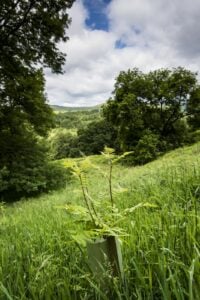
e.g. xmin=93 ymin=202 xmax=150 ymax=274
xmin=0 ymin=143 xmax=200 ymax=299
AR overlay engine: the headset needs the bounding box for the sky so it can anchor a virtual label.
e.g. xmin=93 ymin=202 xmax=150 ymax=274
xmin=45 ymin=0 xmax=200 ymax=107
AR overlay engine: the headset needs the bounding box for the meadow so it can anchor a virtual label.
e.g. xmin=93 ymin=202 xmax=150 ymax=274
xmin=0 ymin=142 xmax=200 ymax=299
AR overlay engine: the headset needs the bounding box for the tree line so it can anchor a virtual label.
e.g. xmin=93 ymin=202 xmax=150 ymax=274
xmin=50 ymin=67 xmax=200 ymax=165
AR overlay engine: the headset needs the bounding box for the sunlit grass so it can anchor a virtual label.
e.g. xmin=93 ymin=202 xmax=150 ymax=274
xmin=0 ymin=143 xmax=200 ymax=299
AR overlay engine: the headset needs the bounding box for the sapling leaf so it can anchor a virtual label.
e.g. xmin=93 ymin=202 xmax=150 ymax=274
xmin=124 ymin=202 xmax=157 ymax=214
xmin=112 ymin=151 xmax=133 ymax=164
xmin=79 ymin=158 xmax=93 ymax=171
xmin=63 ymin=160 xmax=75 ymax=169
xmin=65 ymin=204 xmax=88 ymax=216
xmin=71 ymin=230 xmax=95 ymax=246
xmin=101 ymin=147 xmax=115 ymax=160
xmin=103 ymin=146 xmax=115 ymax=155
xmin=63 ymin=148 xmax=151 ymax=245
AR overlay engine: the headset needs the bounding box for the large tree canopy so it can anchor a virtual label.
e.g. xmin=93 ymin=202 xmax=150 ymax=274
xmin=0 ymin=0 xmax=74 ymax=72
xmin=0 ymin=0 xmax=75 ymax=200
xmin=0 ymin=0 xmax=75 ymax=129
xmin=103 ymin=67 xmax=200 ymax=152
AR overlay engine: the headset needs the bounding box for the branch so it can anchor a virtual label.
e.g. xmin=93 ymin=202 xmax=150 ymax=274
xmin=185 ymin=109 xmax=200 ymax=117
xmin=0 ymin=0 xmax=21 ymax=29
xmin=161 ymin=106 xmax=182 ymax=135
xmin=161 ymin=107 xmax=200 ymax=135
xmin=2 ymin=0 xmax=37 ymax=42
xmin=161 ymin=90 xmax=185 ymax=135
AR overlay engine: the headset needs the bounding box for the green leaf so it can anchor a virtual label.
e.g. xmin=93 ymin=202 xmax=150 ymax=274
xmin=124 ymin=202 xmax=158 ymax=214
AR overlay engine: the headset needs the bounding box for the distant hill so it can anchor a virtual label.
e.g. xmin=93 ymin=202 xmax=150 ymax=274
xmin=51 ymin=104 xmax=101 ymax=112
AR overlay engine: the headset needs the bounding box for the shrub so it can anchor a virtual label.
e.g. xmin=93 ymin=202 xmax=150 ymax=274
xmin=121 ymin=131 xmax=159 ymax=166
xmin=76 ymin=120 xmax=118 ymax=156
xmin=134 ymin=132 xmax=159 ymax=165
xmin=186 ymin=130 xmax=200 ymax=144
xmin=0 ymin=134 xmax=68 ymax=202
xmin=48 ymin=128 xmax=78 ymax=159
xmin=43 ymin=161 xmax=68 ymax=192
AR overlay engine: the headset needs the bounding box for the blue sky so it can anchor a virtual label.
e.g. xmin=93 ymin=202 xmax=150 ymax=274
xmin=45 ymin=0 xmax=200 ymax=107
xmin=83 ymin=0 xmax=111 ymax=31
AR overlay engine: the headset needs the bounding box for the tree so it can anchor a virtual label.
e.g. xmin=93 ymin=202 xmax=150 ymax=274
xmin=121 ymin=130 xmax=159 ymax=166
xmin=0 ymin=0 xmax=75 ymax=130
xmin=145 ymin=67 xmax=198 ymax=137
xmin=103 ymin=67 xmax=200 ymax=156
xmin=76 ymin=120 xmax=118 ymax=156
xmin=103 ymin=94 xmax=145 ymax=151
xmin=0 ymin=128 xmax=68 ymax=201
xmin=48 ymin=128 xmax=77 ymax=159
xmin=187 ymin=88 xmax=200 ymax=130
xmin=0 ymin=0 xmax=75 ymax=200
xmin=0 ymin=0 xmax=74 ymax=72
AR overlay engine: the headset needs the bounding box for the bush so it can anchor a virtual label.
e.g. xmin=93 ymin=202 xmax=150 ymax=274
xmin=0 ymin=132 xmax=68 ymax=202
xmin=0 ymin=167 xmax=9 ymax=193
xmin=43 ymin=161 xmax=68 ymax=192
xmin=160 ymin=119 xmax=189 ymax=151
xmin=48 ymin=120 xmax=118 ymax=159
xmin=121 ymin=131 xmax=159 ymax=166
xmin=76 ymin=120 xmax=118 ymax=156
xmin=48 ymin=128 xmax=78 ymax=159
xmin=134 ymin=132 xmax=159 ymax=165
xmin=185 ymin=130 xmax=200 ymax=144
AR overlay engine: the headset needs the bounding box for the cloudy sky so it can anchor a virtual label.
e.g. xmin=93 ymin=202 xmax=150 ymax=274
xmin=45 ymin=0 xmax=200 ymax=107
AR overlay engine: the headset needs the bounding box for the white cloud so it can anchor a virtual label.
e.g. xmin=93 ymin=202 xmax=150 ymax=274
xmin=45 ymin=0 xmax=200 ymax=107
xmin=108 ymin=0 xmax=200 ymax=59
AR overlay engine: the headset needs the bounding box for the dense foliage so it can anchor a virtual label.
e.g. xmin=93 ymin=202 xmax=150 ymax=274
xmin=50 ymin=67 xmax=200 ymax=165
xmin=0 ymin=128 xmax=67 ymax=201
xmin=48 ymin=128 xmax=77 ymax=159
xmin=0 ymin=0 xmax=75 ymax=200
xmin=102 ymin=67 xmax=200 ymax=163
xmin=48 ymin=117 xmax=118 ymax=159
xmin=54 ymin=109 xmax=100 ymax=129
xmin=76 ymin=120 xmax=118 ymax=156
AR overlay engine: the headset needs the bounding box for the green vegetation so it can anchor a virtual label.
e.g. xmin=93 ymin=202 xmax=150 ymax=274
xmin=0 ymin=4 xmax=200 ymax=298
xmin=1 ymin=2 xmax=199 ymax=298
xmin=0 ymin=0 xmax=75 ymax=201
xmin=1 ymin=142 xmax=200 ymax=299
xmin=51 ymin=105 xmax=101 ymax=113
xmin=103 ymin=67 xmax=200 ymax=154
xmin=49 ymin=110 xmax=118 ymax=159
xmin=0 ymin=134 xmax=67 ymax=201
xmin=50 ymin=67 xmax=200 ymax=165
xmin=54 ymin=109 xmax=101 ymax=130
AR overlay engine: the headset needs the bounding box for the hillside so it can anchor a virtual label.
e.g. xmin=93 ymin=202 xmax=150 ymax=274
xmin=51 ymin=104 xmax=101 ymax=112
xmin=0 ymin=142 xmax=200 ymax=299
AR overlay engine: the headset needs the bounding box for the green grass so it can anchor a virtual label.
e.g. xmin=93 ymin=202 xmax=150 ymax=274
xmin=1 ymin=143 xmax=200 ymax=299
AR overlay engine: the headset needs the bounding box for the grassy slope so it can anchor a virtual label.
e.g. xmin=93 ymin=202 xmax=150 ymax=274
xmin=0 ymin=143 xmax=200 ymax=299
